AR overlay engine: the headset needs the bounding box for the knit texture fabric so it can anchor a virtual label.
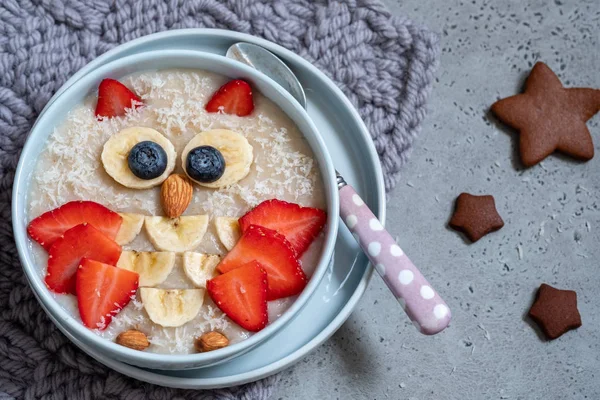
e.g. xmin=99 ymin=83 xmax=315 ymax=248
xmin=0 ymin=0 xmax=438 ymax=399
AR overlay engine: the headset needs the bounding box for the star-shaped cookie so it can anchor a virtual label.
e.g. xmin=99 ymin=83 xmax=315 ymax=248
xmin=528 ymin=283 xmax=582 ymax=340
xmin=449 ymin=193 xmax=504 ymax=242
xmin=491 ymin=62 xmax=600 ymax=167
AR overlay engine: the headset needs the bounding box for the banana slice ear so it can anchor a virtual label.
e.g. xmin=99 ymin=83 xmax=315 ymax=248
xmin=102 ymin=127 xmax=176 ymax=189
xmin=183 ymin=252 xmax=220 ymax=288
xmin=181 ymin=129 xmax=253 ymax=188
xmin=214 ymin=217 xmax=241 ymax=250
xmin=144 ymin=215 xmax=209 ymax=252
xmin=115 ymin=213 xmax=145 ymax=245
xmin=140 ymin=288 xmax=204 ymax=327
xmin=117 ymin=251 xmax=176 ymax=287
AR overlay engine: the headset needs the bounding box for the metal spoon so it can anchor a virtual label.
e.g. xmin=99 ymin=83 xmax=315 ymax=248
xmin=226 ymin=42 xmax=451 ymax=335
xmin=226 ymin=43 xmax=307 ymax=108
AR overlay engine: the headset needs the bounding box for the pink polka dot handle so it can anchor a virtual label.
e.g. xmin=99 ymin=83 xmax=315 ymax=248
xmin=339 ymin=184 xmax=451 ymax=335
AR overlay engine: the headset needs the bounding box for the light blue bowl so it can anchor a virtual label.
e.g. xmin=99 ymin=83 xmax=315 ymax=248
xmin=12 ymin=50 xmax=339 ymax=370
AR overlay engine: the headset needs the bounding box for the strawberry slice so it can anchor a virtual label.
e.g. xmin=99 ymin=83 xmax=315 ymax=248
xmin=239 ymin=199 xmax=327 ymax=256
xmin=28 ymin=201 xmax=122 ymax=251
xmin=205 ymin=79 xmax=254 ymax=116
xmin=217 ymin=225 xmax=307 ymax=300
xmin=95 ymin=78 xmax=142 ymax=118
xmin=76 ymin=258 xmax=139 ymax=330
xmin=207 ymin=261 xmax=268 ymax=332
xmin=45 ymin=224 xmax=122 ymax=294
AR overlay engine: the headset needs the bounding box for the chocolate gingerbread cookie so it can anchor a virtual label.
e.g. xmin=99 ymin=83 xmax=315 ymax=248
xmin=528 ymin=283 xmax=582 ymax=340
xmin=449 ymin=193 xmax=504 ymax=242
xmin=491 ymin=62 xmax=600 ymax=167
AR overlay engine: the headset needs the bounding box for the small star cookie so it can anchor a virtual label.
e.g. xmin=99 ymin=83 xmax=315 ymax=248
xmin=491 ymin=62 xmax=600 ymax=167
xmin=449 ymin=193 xmax=504 ymax=242
xmin=528 ymin=283 xmax=582 ymax=340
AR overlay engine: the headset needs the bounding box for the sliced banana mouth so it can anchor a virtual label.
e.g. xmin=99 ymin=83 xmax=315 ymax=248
xmin=139 ymin=288 xmax=205 ymax=328
xmin=115 ymin=213 xmax=145 ymax=245
xmin=117 ymin=250 xmax=176 ymax=287
xmin=144 ymin=215 xmax=209 ymax=252
xmin=214 ymin=216 xmax=241 ymax=250
xmin=182 ymin=252 xmax=221 ymax=289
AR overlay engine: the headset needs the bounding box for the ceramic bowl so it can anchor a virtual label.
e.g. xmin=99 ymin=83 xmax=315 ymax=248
xmin=12 ymin=49 xmax=339 ymax=370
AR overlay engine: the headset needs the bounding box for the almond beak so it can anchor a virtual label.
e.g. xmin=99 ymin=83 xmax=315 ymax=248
xmin=160 ymin=174 xmax=193 ymax=218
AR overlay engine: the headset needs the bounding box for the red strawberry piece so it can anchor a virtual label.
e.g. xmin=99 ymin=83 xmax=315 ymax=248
xmin=76 ymin=258 xmax=139 ymax=330
xmin=28 ymin=201 xmax=122 ymax=251
xmin=239 ymin=199 xmax=327 ymax=256
xmin=45 ymin=224 xmax=122 ymax=294
xmin=95 ymin=78 xmax=142 ymax=119
xmin=207 ymin=261 xmax=268 ymax=332
xmin=217 ymin=225 xmax=307 ymax=300
xmin=205 ymin=79 xmax=254 ymax=117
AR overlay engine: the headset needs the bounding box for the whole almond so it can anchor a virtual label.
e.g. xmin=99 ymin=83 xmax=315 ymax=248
xmin=194 ymin=331 xmax=229 ymax=352
xmin=161 ymin=174 xmax=193 ymax=218
xmin=116 ymin=329 xmax=150 ymax=351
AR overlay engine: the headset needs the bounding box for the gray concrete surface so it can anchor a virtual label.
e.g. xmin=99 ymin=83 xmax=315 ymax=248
xmin=273 ymin=0 xmax=600 ymax=398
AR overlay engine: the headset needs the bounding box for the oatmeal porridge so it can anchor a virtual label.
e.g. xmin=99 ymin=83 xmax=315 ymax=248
xmin=27 ymin=70 xmax=327 ymax=354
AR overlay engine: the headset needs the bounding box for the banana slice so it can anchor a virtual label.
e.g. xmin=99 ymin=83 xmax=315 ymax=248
xmin=181 ymin=129 xmax=253 ymax=188
xmin=117 ymin=251 xmax=176 ymax=287
xmin=102 ymin=127 xmax=176 ymax=189
xmin=144 ymin=215 xmax=209 ymax=252
xmin=139 ymin=288 xmax=204 ymax=327
xmin=183 ymin=252 xmax=220 ymax=288
xmin=214 ymin=217 xmax=241 ymax=250
xmin=115 ymin=213 xmax=145 ymax=245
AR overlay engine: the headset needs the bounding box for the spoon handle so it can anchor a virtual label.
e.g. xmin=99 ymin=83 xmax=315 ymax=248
xmin=338 ymin=181 xmax=451 ymax=335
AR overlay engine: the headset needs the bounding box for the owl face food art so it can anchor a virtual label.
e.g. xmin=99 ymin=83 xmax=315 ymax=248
xmin=27 ymin=71 xmax=327 ymax=354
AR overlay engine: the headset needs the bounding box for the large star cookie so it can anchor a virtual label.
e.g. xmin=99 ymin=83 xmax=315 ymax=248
xmin=528 ymin=284 xmax=582 ymax=340
xmin=491 ymin=62 xmax=600 ymax=167
xmin=449 ymin=193 xmax=504 ymax=242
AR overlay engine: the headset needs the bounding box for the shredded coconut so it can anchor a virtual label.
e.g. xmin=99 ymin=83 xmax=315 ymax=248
xmin=28 ymin=69 xmax=326 ymax=354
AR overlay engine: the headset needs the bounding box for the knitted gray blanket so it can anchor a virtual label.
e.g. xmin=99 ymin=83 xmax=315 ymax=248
xmin=0 ymin=0 xmax=438 ymax=398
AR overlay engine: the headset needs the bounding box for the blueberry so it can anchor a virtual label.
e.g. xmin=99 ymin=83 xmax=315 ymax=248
xmin=186 ymin=146 xmax=225 ymax=183
xmin=127 ymin=141 xmax=168 ymax=180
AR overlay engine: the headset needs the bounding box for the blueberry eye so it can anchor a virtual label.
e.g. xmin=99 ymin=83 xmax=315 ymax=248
xmin=185 ymin=146 xmax=225 ymax=183
xmin=128 ymin=141 xmax=168 ymax=180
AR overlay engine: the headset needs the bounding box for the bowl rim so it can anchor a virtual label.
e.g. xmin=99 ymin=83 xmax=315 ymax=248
xmin=12 ymin=49 xmax=339 ymax=367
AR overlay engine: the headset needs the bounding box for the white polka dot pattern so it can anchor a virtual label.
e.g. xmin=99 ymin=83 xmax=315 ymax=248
xmin=390 ymin=244 xmax=403 ymax=257
xmin=420 ymin=285 xmax=434 ymax=300
xmin=368 ymin=242 xmax=381 ymax=256
xmin=434 ymin=304 xmax=449 ymax=320
xmin=339 ymin=184 xmax=451 ymax=335
xmin=346 ymin=214 xmax=358 ymax=229
xmin=352 ymin=193 xmax=364 ymax=206
xmin=398 ymin=270 xmax=414 ymax=285
xmin=369 ymin=218 xmax=384 ymax=231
